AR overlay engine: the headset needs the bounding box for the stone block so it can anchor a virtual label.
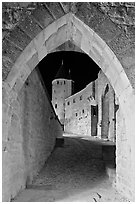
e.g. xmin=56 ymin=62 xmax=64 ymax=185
xmin=75 ymin=3 xmax=92 ymax=25
xmin=114 ymin=70 xmax=131 ymax=97
xmin=118 ymin=45 xmax=135 ymax=70
xmin=37 ymin=44 xmax=48 ymax=61
xmin=119 ymin=85 xmax=134 ymax=118
xmin=2 ymin=56 xmax=14 ymax=80
xmin=104 ymin=68 xmax=118 ymax=90
xmin=108 ymin=31 xmax=135 ymax=55
xmin=117 ymin=157 xmax=129 ymax=169
xmin=5 ymin=64 xmax=21 ymax=88
xmin=45 ymin=2 xmax=65 ymax=19
xmin=92 ymin=46 xmax=105 ymax=68
xmin=81 ymin=35 xmax=91 ymax=55
xmin=19 ymin=12 xmax=42 ymax=39
xmin=9 ymin=99 xmax=20 ymax=115
xmin=55 ymin=24 xmax=68 ymax=48
xmin=60 ymin=2 xmax=70 ymax=13
xmin=9 ymin=89 xmax=18 ymax=102
xmin=75 ymin=3 xmax=105 ymax=29
xmin=94 ymin=18 xmax=121 ymax=43
xmin=2 ymin=38 xmax=22 ymax=63
xmin=2 ymin=116 xmax=10 ymax=142
xmin=27 ymin=52 xmax=39 ymax=71
xmin=33 ymin=30 xmax=45 ymax=53
xmin=123 ymin=64 xmax=135 ymax=89
xmin=32 ymin=5 xmax=54 ymax=28
xmin=111 ymin=55 xmax=124 ymax=75
xmin=15 ymin=41 xmax=37 ymax=69
xmin=88 ymin=4 xmax=106 ymax=29
xmin=12 ymin=77 xmax=24 ymax=94
xmin=101 ymin=59 xmax=111 ymax=75
xmin=43 ymin=15 xmax=67 ymax=42
xmin=73 ymin=13 xmax=94 ymax=40
xmin=2 ymin=64 xmax=11 ymax=82
xmin=2 ymin=85 xmax=9 ymax=106
xmin=102 ymin=44 xmax=116 ymax=65
xmin=89 ymin=49 xmax=99 ymax=66
xmin=5 ymin=27 xmax=31 ymax=50
xmin=45 ymin=32 xmax=57 ymax=53
xmin=92 ymin=32 xmax=106 ymax=52
xmin=18 ymin=64 xmax=31 ymax=84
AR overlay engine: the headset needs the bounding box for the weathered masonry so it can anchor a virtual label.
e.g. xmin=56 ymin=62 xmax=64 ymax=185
xmin=63 ymin=70 xmax=116 ymax=142
xmin=2 ymin=2 xmax=135 ymax=201
xmin=64 ymin=81 xmax=96 ymax=136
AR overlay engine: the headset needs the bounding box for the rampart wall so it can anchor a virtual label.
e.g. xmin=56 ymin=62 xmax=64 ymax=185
xmin=65 ymin=81 xmax=96 ymax=136
xmin=2 ymin=68 xmax=62 ymax=201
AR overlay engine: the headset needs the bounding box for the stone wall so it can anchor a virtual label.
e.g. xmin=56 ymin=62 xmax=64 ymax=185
xmin=2 ymin=2 xmax=135 ymax=201
xmin=97 ymin=70 xmax=115 ymax=141
xmin=115 ymin=97 xmax=134 ymax=200
xmin=2 ymin=68 xmax=62 ymax=201
xmin=52 ymin=78 xmax=73 ymax=124
xmin=97 ymin=70 xmax=135 ymax=200
xmin=65 ymin=81 xmax=96 ymax=136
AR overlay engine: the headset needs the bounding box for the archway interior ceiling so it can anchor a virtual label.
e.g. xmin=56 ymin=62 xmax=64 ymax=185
xmin=2 ymin=4 xmax=134 ymax=125
xmin=4 ymin=12 xmax=134 ymax=97
xmin=3 ymin=2 xmax=134 ymax=90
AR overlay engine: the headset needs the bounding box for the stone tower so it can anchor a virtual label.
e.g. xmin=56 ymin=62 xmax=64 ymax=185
xmin=52 ymin=61 xmax=74 ymax=125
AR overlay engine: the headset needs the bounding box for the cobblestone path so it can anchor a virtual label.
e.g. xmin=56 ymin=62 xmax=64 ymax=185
xmin=13 ymin=135 xmax=129 ymax=202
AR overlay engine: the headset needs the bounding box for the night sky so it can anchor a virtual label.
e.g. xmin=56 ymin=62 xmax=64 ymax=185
xmin=38 ymin=51 xmax=100 ymax=98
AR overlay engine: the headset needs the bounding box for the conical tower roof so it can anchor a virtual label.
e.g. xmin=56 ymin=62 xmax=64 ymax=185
xmin=55 ymin=60 xmax=71 ymax=80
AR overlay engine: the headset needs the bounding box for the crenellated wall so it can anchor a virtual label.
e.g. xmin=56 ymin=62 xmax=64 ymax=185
xmin=2 ymin=68 xmax=62 ymax=201
xmin=65 ymin=81 xmax=97 ymax=136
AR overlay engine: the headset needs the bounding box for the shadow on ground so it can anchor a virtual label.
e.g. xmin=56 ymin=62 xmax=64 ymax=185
xmin=13 ymin=135 xmax=118 ymax=202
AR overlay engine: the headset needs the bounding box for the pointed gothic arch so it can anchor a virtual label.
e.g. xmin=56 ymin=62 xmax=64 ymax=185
xmin=3 ymin=12 xmax=135 ymax=200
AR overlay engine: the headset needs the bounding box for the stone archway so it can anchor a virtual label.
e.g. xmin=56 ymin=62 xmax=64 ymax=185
xmin=3 ymin=12 xmax=135 ymax=200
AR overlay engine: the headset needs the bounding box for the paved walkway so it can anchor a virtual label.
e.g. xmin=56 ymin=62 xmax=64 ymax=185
xmin=13 ymin=134 xmax=129 ymax=202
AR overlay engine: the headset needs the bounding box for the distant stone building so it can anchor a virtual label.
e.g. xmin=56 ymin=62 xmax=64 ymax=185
xmin=65 ymin=81 xmax=97 ymax=136
xmin=52 ymin=66 xmax=116 ymax=142
xmin=52 ymin=61 xmax=74 ymax=125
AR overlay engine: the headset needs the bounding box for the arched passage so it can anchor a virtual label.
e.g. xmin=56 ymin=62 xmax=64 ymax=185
xmin=3 ymin=13 xmax=135 ymax=200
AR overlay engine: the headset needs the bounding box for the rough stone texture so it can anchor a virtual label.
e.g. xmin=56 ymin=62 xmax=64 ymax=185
xmin=52 ymin=79 xmax=73 ymax=124
xmin=5 ymin=26 xmax=32 ymax=50
xmin=94 ymin=18 xmax=121 ymax=43
xmin=97 ymin=70 xmax=115 ymax=142
xmin=31 ymin=4 xmax=54 ymax=28
xmin=2 ymin=2 xmax=135 ymax=201
xmin=2 ymin=3 xmax=135 ymax=90
xmin=2 ymin=56 xmax=14 ymax=81
xmin=2 ymin=69 xmax=62 ymax=201
xmin=44 ymin=2 xmax=65 ymax=19
xmin=65 ymin=82 xmax=96 ymax=136
xmin=93 ymin=2 xmax=135 ymax=32
xmin=115 ymin=99 xmax=134 ymax=200
xmin=18 ymin=11 xmax=43 ymax=39
xmin=75 ymin=3 xmax=106 ymax=30
xmin=52 ymin=40 xmax=84 ymax=53
xmin=117 ymin=45 xmax=135 ymax=89
xmin=3 ymin=38 xmax=22 ymax=63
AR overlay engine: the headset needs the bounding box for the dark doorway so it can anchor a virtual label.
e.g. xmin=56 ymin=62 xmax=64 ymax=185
xmin=91 ymin=105 xmax=98 ymax=136
xmin=101 ymin=85 xmax=109 ymax=139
